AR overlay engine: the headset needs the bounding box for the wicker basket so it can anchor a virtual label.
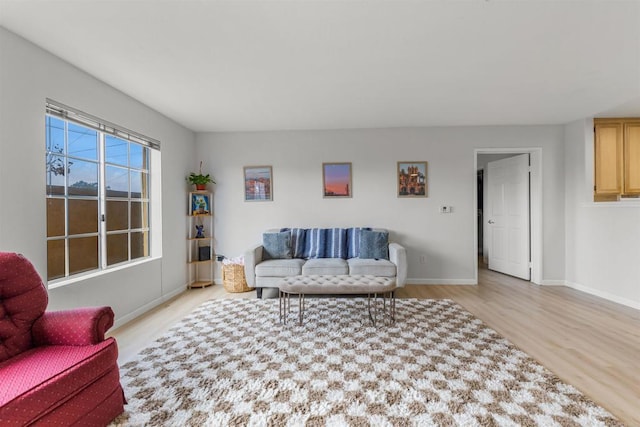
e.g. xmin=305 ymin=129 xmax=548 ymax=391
xmin=222 ymin=263 xmax=253 ymax=293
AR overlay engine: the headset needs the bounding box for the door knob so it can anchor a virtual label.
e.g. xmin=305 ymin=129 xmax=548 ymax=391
xmin=488 ymin=220 xmax=495 ymax=224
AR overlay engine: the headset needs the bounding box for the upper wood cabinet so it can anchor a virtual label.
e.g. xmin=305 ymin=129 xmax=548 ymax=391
xmin=624 ymin=121 xmax=640 ymax=194
xmin=594 ymin=121 xmax=623 ymax=197
xmin=594 ymin=118 xmax=640 ymax=202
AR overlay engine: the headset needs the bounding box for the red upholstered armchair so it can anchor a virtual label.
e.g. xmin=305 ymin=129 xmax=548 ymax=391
xmin=0 ymin=252 xmax=125 ymax=426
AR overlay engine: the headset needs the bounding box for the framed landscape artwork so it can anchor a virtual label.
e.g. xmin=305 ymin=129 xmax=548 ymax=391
xmin=323 ymin=162 xmax=352 ymax=198
xmin=397 ymin=161 xmax=427 ymax=197
xmin=244 ymin=166 xmax=273 ymax=201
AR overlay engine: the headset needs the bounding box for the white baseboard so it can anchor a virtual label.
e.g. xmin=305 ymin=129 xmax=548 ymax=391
xmin=564 ymin=280 xmax=640 ymax=310
xmin=112 ymin=286 xmax=186 ymax=330
xmin=406 ymin=278 xmax=477 ymax=285
xmin=540 ymin=280 xmax=566 ymax=286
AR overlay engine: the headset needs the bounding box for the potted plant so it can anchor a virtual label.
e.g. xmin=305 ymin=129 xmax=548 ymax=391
xmin=188 ymin=161 xmax=215 ymax=191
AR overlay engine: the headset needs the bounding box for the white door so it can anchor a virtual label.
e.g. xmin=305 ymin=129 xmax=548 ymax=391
xmin=487 ymin=154 xmax=530 ymax=280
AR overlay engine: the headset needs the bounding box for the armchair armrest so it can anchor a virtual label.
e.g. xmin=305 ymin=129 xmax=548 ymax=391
xmin=244 ymin=244 xmax=264 ymax=288
xmin=32 ymin=306 xmax=115 ymax=346
xmin=389 ymin=243 xmax=407 ymax=288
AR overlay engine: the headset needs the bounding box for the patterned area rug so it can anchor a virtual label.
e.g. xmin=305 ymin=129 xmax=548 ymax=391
xmin=111 ymin=298 xmax=622 ymax=426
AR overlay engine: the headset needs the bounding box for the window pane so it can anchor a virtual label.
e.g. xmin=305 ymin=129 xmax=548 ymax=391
xmin=68 ymin=236 xmax=98 ymax=275
xmin=67 ymin=123 xmax=97 ymax=160
xmin=47 ymin=198 xmax=65 ymax=237
xmin=68 ymin=199 xmax=98 ymax=235
xmin=106 ymin=135 xmax=128 ymax=166
xmin=131 ymin=231 xmax=149 ymax=260
xmin=47 ymin=239 xmax=65 ymax=280
xmin=130 ymin=144 xmax=148 ymax=169
xmin=107 ymin=233 xmax=128 ymax=265
xmin=46 ymin=116 xmax=65 ymax=154
xmin=106 ymin=165 xmax=129 ymax=198
xmin=130 ymin=171 xmax=148 ymax=198
xmin=68 ymin=160 xmax=98 ymax=196
xmin=106 ymin=200 xmax=128 ymax=231
xmin=46 ymin=155 xmax=66 ymax=195
xmin=130 ymin=201 xmax=148 ymax=229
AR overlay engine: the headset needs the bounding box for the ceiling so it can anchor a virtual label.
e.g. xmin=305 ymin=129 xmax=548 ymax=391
xmin=1 ymin=0 xmax=639 ymax=133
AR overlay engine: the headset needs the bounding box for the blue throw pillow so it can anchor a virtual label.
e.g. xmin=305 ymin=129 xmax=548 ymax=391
xmin=290 ymin=228 xmax=307 ymax=258
xmin=324 ymin=228 xmax=347 ymax=259
xmin=303 ymin=228 xmax=326 ymax=259
xmin=359 ymin=230 xmax=389 ymax=260
xmin=263 ymin=231 xmax=292 ymax=260
xmin=346 ymin=227 xmax=371 ymax=258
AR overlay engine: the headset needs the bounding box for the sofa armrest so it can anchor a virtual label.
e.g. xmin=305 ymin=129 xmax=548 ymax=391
xmin=32 ymin=306 xmax=115 ymax=346
xmin=389 ymin=243 xmax=407 ymax=288
xmin=244 ymin=244 xmax=264 ymax=288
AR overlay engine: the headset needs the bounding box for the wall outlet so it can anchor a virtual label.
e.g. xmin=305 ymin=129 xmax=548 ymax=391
xmin=439 ymin=206 xmax=452 ymax=213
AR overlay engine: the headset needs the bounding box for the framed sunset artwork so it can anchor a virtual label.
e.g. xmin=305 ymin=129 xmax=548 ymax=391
xmin=322 ymin=162 xmax=352 ymax=198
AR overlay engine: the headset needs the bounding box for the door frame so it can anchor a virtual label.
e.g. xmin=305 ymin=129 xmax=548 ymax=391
xmin=474 ymin=148 xmax=543 ymax=285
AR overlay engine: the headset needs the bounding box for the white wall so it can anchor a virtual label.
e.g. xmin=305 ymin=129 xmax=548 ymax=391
xmin=564 ymin=120 xmax=640 ymax=309
xmin=198 ymin=125 xmax=566 ymax=284
xmin=0 ymin=27 xmax=197 ymax=326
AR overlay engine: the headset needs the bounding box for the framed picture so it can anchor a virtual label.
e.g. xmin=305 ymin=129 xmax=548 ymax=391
xmin=190 ymin=193 xmax=210 ymax=215
xmin=323 ymin=162 xmax=352 ymax=198
xmin=397 ymin=161 xmax=427 ymax=197
xmin=244 ymin=166 xmax=273 ymax=201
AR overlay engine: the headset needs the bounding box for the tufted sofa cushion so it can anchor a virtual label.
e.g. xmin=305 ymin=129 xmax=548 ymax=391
xmin=0 ymin=253 xmax=48 ymax=363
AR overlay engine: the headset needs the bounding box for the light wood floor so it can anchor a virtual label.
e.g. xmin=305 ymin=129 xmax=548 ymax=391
xmin=109 ymin=267 xmax=640 ymax=426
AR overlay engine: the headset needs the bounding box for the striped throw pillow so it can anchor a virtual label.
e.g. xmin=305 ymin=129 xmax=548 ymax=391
xmin=303 ymin=228 xmax=327 ymax=259
xmin=324 ymin=228 xmax=347 ymax=259
xmin=290 ymin=228 xmax=307 ymax=259
xmin=346 ymin=227 xmax=371 ymax=259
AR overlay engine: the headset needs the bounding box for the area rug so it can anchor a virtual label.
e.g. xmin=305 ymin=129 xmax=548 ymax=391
xmin=111 ymin=298 xmax=622 ymax=426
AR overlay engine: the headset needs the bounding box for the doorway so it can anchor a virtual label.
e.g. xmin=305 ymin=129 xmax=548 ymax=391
xmin=474 ymin=149 xmax=543 ymax=285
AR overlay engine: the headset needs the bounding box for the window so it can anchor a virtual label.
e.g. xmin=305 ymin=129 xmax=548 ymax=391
xmin=45 ymin=101 xmax=159 ymax=282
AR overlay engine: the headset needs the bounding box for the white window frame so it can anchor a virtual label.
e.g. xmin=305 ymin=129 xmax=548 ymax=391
xmin=45 ymin=100 xmax=160 ymax=284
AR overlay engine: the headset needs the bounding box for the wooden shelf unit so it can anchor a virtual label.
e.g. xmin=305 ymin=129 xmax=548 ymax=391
xmin=187 ymin=191 xmax=214 ymax=288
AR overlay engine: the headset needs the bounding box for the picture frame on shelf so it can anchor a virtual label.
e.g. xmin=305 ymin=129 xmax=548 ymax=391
xmin=397 ymin=161 xmax=427 ymax=197
xmin=244 ymin=165 xmax=273 ymax=201
xmin=323 ymin=162 xmax=352 ymax=198
xmin=190 ymin=193 xmax=210 ymax=215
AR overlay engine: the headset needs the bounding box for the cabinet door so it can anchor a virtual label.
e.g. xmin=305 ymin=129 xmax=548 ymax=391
xmin=594 ymin=122 xmax=623 ymax=196
xmin=624 ymin=121 xmax=640 ymax=195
